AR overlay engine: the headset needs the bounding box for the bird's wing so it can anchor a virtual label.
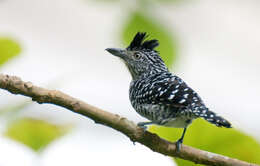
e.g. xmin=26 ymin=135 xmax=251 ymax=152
xmin=145 ymin=74 xmax=204 ymax=108
xmin=136 ymin=73 xmax=232 ymax=128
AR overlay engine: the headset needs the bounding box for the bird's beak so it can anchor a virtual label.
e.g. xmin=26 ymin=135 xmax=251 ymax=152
xmin=106 ymin=48 xmax=125 ymax=58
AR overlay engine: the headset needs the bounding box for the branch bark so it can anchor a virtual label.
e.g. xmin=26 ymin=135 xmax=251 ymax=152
xmin=0 ymin=73 xmax=258 ymax=166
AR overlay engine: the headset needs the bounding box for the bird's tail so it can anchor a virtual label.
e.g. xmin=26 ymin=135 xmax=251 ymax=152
xmin=191 ymin=105 xmax=232 ymax=128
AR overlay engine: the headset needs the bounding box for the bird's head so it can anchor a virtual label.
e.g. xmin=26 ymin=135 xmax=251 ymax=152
xmin=106 ymin=32 xmax=168 ymax=80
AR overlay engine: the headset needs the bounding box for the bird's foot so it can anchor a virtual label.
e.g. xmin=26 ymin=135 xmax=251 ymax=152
xmin=176 ymin=138 xmax=183 ymax=152
xmin=137 ymin=122 xmax=154 ymax=131
xmin=137 ymin=122 xmax=148 ymax=130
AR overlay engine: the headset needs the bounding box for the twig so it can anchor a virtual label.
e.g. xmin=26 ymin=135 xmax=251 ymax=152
xmin=0 ymin=74 xmax=258 ymax=166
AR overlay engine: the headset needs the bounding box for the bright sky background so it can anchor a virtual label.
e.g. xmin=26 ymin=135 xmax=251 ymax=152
xmin=0 ymin=0 xmax=260 ymax=165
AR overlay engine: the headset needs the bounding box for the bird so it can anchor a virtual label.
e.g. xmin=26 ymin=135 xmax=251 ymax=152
xmin=106 ymin=32 xmax=231 ymax=151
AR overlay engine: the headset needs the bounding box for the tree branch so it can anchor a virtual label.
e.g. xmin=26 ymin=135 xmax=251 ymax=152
xmin=0 ymin=74 xmax=258 ymax=166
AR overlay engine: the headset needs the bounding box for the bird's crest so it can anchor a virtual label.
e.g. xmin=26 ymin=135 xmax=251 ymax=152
xmin=127 ymin=32 xmax=159 ymax=51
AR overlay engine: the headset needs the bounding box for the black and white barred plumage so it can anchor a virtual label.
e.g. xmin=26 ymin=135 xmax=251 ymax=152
xmin=106 ymin=32 xmax=231 ymax=150
xmin=129 ymin=72 xmax=230 ymax=128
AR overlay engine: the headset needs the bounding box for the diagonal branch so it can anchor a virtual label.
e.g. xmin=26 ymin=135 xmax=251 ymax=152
xmin=0 ymin=73 xmax=258 ymax=166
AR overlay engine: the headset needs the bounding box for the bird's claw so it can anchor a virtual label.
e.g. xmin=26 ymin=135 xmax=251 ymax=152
xmin=176 ymin=139 xmax=183 ymax=152
xmin=137 ymin=122 xmax=148 ymax=130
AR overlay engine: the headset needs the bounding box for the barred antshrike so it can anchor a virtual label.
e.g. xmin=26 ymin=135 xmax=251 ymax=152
xmin=106 ymin=32 xmax=231 ymax=151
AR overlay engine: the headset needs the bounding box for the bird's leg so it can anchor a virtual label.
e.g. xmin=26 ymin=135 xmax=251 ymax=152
xmin=137 ymin=122 xmax=154 ymax=130
xmin=176 ymin=127 xmax=187 ymax=152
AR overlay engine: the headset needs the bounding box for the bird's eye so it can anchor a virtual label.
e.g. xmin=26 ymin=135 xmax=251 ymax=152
xmin=133 ymin=52 xmax=142 ymax=60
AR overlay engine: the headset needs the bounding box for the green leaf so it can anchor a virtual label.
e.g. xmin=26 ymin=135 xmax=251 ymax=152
xmin=121 ymin=11 xmax=177 ymax=68
xmin=5 ymin=118 xmax=71 ymax=152
xmin=0 ymin=37 xmax=21 ymax=67
xmin=149 ymin=119 xmax=260 ymax=165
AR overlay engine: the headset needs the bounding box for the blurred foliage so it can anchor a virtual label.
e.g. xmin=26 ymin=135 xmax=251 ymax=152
xmin=1 ymin=1 xmax=259 ymax=165
xmin=0 ymin=37 xmax=72 ymax=153
xmin=149 ymin=119 xmax=260 ymax=165
xmin=122 ymin=11 xmax=177 ymax=68
xmin=152 ymin=0 xmax=183 ymax=3
xmin=93 ymin=0 xmax=119 ymax=2
xmin=5 ymin=118 xmax=71 ymax=152
xmin=0 ymin=37 xmax=21 ymax=67
xmin=92 ymin=0 xmax=182 ymax=4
